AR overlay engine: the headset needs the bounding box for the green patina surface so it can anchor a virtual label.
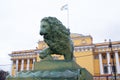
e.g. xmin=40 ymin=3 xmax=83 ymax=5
xmin=7 ymin=77 xmax=77 ymax=80
xmin=34 ymin=60 xmax=80 ymax=71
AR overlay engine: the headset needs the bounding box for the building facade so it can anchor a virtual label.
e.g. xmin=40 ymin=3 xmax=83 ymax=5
xmin=9 ymin=33 xmax=120 ymax=77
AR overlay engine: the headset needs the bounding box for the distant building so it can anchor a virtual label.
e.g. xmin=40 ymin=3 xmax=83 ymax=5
xmin=9 ymin=33 xmax=120 ymax=77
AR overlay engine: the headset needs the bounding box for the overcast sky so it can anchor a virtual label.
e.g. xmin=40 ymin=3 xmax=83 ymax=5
xmin=0 ymin=0 xmax=120 ymax=72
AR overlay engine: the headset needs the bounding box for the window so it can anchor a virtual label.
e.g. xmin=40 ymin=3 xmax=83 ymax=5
xmin=24 ymin=60 xmax=27 ymax=64
xmin=13 ymin=61 xmax=16 ymax=64
xmin=110 ymin=54 xmax=114 ymax=59
xmin=30 ymin=59 xmax=33 ymax=64
xmin=103 ymin=65 xmax=108 ymax=74
xmin=102 ymin=55 xmax=106 ymax=59
xmin=81 ymin=39 xmax=87 ymax=44
xmin=94 ymin=54 xmax=99 ymax=59
xmin=112 ymin=65 xmax=116 ymax=73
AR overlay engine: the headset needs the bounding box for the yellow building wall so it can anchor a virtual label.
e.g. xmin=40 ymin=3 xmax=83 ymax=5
xmin=30 ymin=59 xmax=33 ymax=70
xmin=11 ymin=63 xmax=16 ymax=76
xmin=74 ymin=51 xmax=94 ymax=75
xmin=72 ymin=36 xmax=93 ymax=46
xmin=37 ymin=53 xmax=41 ymax=62
xmin=24 ymin=60 xmax=27 ymax=70
xmin=38 ymin=41 xmax=47 ymax=49
xmin=94 ymin=59 xmax=100 ymax=76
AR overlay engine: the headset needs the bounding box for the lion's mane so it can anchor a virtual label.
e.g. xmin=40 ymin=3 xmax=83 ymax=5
xmin=41 ymin=17 xmax=70 ymax=36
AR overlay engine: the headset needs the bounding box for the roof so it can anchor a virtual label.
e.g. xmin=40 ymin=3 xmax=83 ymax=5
xmin=95 ymin=41 xmax=120 ymax=46
xmin=70 ymin=33 xmax=92 ymax=39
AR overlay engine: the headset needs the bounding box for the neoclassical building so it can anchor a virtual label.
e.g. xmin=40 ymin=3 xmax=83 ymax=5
xmin=9 ymin=33 xmax=120 ymax=77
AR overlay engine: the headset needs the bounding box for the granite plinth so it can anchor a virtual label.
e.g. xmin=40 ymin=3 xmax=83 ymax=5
xmin=7 ymin=60 xmax=93 ymax=80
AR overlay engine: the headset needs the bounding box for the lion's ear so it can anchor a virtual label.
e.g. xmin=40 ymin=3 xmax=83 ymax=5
xmin=67 ymin=28 xmax=70 ymax=35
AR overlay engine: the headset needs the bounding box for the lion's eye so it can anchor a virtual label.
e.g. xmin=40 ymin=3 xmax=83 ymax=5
xmin=42 ymin=25 xmax=46 ymax=28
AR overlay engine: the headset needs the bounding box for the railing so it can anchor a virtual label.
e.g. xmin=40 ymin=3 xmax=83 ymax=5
xmin=93 ymin=76 xmax=120 ymax=80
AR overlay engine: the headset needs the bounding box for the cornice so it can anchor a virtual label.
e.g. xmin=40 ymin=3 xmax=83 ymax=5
xmin=9 ymin=50 xmax=41 ymax=57
xmin=12 ymin=49 xmax=41 ymax=54
xmin=95 ymin=41 xmax=120 ymax=46
xmin=74 ymin=45 xmax=94 ymax=52
xmin=94 ymin=44 xmax=120 ymax=53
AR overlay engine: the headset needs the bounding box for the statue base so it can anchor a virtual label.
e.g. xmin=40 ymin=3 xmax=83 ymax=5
xmin=7 ymin=60 xmax=93 ymax=80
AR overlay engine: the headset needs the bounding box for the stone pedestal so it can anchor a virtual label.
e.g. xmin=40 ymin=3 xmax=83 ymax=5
xmin=7 ymin=60 xmax=93 ymax=80
xmin=34 ymin=60 xmax=80 ymax=71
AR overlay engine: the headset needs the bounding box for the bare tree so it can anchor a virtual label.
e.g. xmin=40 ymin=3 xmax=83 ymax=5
xmin=0 ymin=70 xmax=9 ymax=80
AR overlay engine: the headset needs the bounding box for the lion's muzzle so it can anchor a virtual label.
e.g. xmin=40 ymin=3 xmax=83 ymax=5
xmin=40 ymin=31 xmax=44 ymax=35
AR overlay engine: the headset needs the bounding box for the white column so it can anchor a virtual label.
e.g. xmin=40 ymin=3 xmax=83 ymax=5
xmin=115 ymin=51 xmax=120 ymax=74
xmin=32 ymin=58 xmax=36 ymax=70
xmin=16 ymin=59 xmax=18 ymax=72
xmin=99 ymin=53 xmax=104 ymax=74
xmin=106 ymin=52 xmax=111 ymax=74
xmin=21 ymin=59 xmax=24 ymax=71
xmin=27 ymin=59 xmax=30 ymax=70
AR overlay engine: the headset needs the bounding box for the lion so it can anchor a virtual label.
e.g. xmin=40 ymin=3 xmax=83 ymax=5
xmin=39 ymin=17 xmax=74 ymax=61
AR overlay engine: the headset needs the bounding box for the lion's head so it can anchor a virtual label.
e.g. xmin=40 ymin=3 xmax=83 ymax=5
xmin=40 ymin=17 xmax=70 ymax=37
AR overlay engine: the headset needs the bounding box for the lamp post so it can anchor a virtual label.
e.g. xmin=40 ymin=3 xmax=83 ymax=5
xmin=108 ymin=39 xmax=117 ymax=80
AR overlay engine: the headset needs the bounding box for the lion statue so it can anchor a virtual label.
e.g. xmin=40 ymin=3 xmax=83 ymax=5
xmin=39 ymin=17 xmax=74 ymax=61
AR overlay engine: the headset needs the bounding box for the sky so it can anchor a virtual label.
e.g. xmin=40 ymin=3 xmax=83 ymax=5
xmin=0 ymin=0 xmax=120 ymax=72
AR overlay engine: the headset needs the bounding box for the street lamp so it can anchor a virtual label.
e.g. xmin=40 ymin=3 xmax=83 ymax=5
xmin=108 ymin=39 xmax=117 ymax=80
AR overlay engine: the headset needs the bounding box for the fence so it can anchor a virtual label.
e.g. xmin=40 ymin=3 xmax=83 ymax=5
xmin=4 ymin=75 xmax=120 ymax=80
xmin=6 ymin=75 xmax=120 ymax=80
xmin=93 ymin=76 xmax=120 ymax=80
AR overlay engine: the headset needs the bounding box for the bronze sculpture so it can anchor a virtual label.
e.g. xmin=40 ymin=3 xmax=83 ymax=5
xmin=39 ymin=17 xmax=74 ymax=61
